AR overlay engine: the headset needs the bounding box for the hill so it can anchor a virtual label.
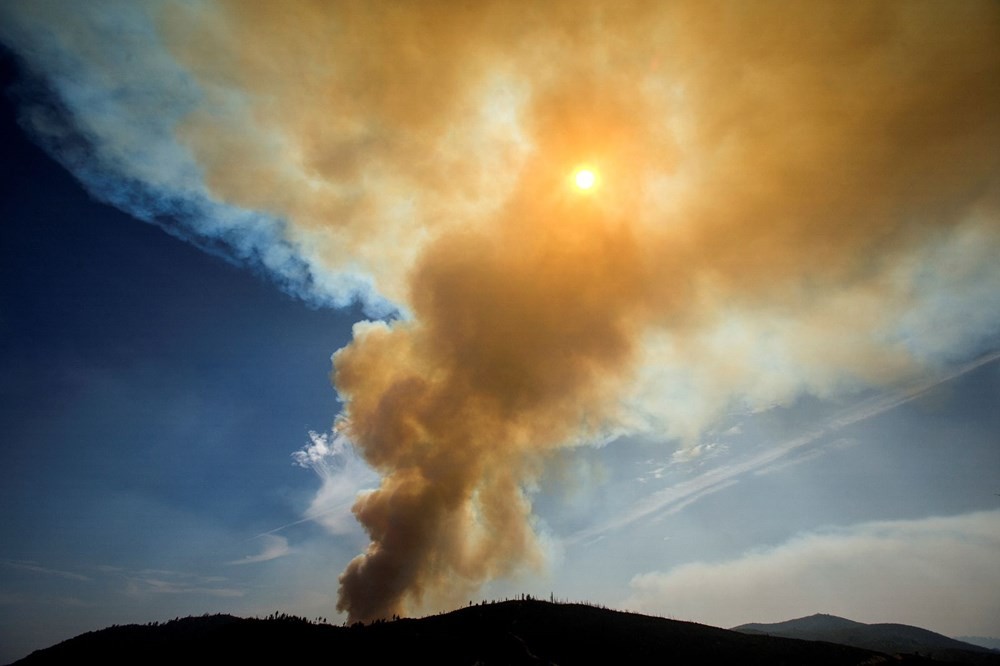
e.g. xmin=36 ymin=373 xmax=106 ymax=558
xmin=10 ymin=601 xmax=960 ymax=665
xmin=957 ymin=638 xmax=1000 ymax=652
xmin=733 ymin=614 xmax=1000 ymax=665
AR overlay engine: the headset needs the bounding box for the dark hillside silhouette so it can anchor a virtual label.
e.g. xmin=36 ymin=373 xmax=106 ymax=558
xmin=734 ymin=614 xmax=1000 ymax=665
xmin=10 ymin=601 xmax=967 ymax=665
xmin=957 ymin=638 xmax=1000 ymax=652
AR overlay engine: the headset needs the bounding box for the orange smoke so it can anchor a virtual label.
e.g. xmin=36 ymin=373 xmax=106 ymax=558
xmin=157 ymin=1 xmax=1000 ymax=619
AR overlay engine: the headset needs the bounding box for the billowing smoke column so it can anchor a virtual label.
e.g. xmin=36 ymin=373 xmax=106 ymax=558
xmin=2 ymin=0 xmax=998 ymax=621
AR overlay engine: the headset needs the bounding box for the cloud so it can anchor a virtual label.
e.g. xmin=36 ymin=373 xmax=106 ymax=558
xmin=571 ymin=352 xmax=1000 ymax=544
xmin=0 ymin=560 xmax=92 ymax=582
xmin=227 ymin=535 xmax=294 ymax=566
xmin=291 ymin=430 xmax=379 ymax=536
xmin=3 ymin=0 xmax=999 ymax=621
xmin=125 ymin=574 xmax=243 ymax=598
xmin=623 ymin=509 xmax=1000 ymax=637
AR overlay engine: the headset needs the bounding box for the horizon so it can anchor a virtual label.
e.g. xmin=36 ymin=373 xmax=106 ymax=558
xmin=1 ymin=2 xmax=998 ymax=662
xmin=10 ymin=599 xmax=1000 ymax=664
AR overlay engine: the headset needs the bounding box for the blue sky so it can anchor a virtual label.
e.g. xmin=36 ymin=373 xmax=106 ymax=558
xmin=1 ymin=2 xmax=999 ymax=662
xmin=0 ymin=58 xmax=367 ymax=658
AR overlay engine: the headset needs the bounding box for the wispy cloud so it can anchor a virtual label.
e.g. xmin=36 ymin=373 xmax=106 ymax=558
xmin=290 ymin=430 xmax=378 ymax=536
xmin=227 ymin=534 xmax=293 ymax=566
xmin=1 ymin=559 xmax=248 ymax=599
xmin=1 ymin=559 xmax=91 ymax=581
xmin=752 ymin=437 xmax=859 ymax=478
xmin=0 ymin=592 xmax=90 ymax=608
xmin=622 ymin=509 xmax=1000 ymax=637
xmin=125 ymin=576 xmax=243 ymax=598
xmin=570 ymin=352 xmax=1000 ymax=544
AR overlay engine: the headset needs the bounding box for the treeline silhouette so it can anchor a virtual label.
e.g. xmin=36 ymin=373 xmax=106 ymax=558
xmin=127 ymin=610 xmax=329 ymax=628
xmin=13 ymin=599 xmax=951 ymax=666
xmin=342 ymin=592 xmax=612 ymax=627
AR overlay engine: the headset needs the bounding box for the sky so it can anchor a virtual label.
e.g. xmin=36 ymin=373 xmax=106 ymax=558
xmin=1 ymin=1 xmax=999 ymax=661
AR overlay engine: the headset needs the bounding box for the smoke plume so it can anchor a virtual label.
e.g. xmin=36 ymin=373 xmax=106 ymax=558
xmin=2 ymin=0 xmax=998 ymax=620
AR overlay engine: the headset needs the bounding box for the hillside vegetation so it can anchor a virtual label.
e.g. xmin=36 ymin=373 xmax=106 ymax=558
xmin=12 ymin=601 xmax=964 ymax=665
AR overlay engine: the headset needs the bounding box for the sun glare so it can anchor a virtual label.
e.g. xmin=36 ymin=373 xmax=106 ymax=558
xmin=574 ymin=167 xmax=597 ymax=190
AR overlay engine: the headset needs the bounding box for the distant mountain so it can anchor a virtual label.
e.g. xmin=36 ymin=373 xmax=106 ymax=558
xmin=8 ymin=601 xmax=951 ymax=666
xmin=957 ymin=638 xmax=1000 ymax=652
xmin=733 ymin=614 xmax=1000 ymax=665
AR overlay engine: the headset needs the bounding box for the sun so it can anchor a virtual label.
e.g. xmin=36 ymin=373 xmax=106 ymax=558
xmin=573 ymin=167 xmax=597 ymax=190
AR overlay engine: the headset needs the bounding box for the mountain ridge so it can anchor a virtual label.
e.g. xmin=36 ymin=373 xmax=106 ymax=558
xmin=8 ymin=601 xmax=969 ymax=666
xmin=733 ymin=613 xmax=999 ymax=665
xmin=957 ymin=638 xmax=1000 ymax=652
